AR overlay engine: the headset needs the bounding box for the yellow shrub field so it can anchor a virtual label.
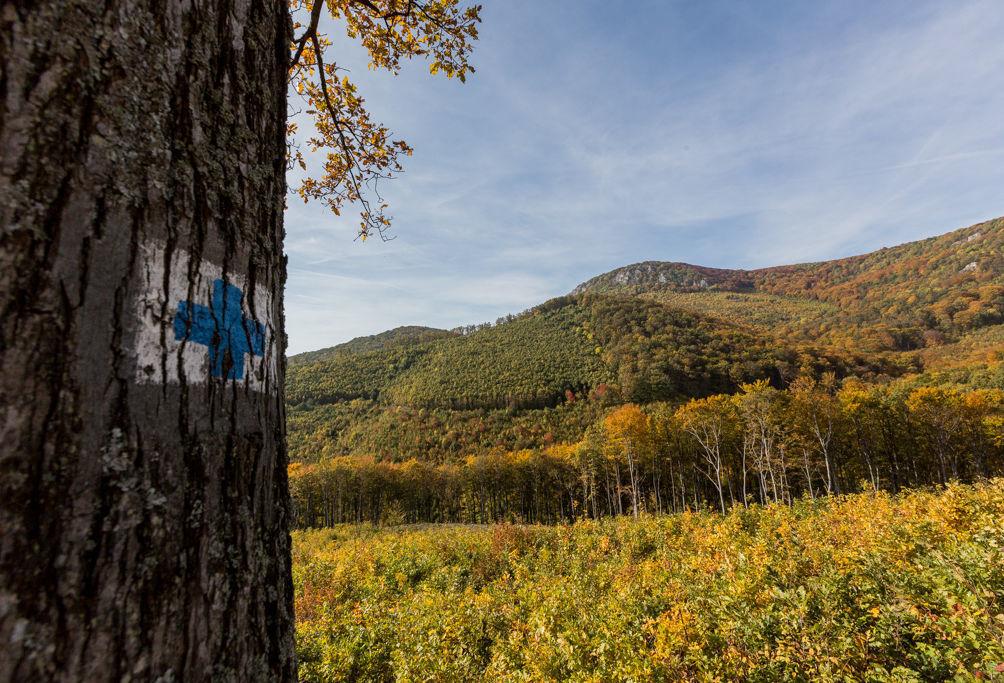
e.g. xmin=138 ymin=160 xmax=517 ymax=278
xmin=293 ymin=480 xmax=1004 ymax=681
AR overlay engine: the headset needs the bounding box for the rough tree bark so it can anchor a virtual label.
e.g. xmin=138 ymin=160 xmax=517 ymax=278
xmin=1 ymin=1 xmax=295 ymax=680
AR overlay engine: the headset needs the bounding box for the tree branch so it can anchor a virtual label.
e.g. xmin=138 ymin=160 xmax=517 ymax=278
xmin=291 ymin=0 xmax=327 ymax=69
xmin=311 ymin=32 xmax=391 ymax=240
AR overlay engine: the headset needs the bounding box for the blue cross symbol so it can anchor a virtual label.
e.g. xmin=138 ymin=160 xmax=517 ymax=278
xmin=173 ymin=279 xmax=266 ymax=380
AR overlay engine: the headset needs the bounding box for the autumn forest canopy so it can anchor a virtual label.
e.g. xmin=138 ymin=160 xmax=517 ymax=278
xmin=287 ymin=217 xmax=1004 ymax=524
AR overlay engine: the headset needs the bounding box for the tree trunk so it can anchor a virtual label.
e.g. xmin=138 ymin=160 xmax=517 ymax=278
xmin=625 ymin=446 xmax=639 ymax=518
xmin=1 ymin=1 xmax=295 ymax=681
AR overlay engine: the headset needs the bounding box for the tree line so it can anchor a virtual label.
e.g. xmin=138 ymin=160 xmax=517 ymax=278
xmin=289 ymin=378 xmax=1004 ymax=526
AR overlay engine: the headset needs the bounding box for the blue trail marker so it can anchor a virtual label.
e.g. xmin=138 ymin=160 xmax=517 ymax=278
xmin=173 ymin=279 xmax=265 ymax=380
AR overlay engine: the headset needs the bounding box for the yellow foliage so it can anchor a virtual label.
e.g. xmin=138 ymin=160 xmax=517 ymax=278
xmin=293 ymin=480 xmax=1004 ymax=681
xmin=288 ymin=0 xmax=481 ymax=239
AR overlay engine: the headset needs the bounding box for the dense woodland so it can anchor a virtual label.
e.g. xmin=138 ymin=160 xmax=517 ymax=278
xmin=289 ymin=380 xmax=1003 ymax=525
xmin=287 ymin=218 xmax=1004 ymax=526
xmin=286 ymin=295 xmax=924 ymax=462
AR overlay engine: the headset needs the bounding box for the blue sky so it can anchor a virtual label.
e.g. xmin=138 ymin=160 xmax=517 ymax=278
xmin=284 ymin=0 xmax=1004 ymax=354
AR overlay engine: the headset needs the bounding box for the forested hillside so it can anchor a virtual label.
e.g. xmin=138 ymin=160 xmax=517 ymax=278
xmin=287 ymin=218 xmax=1002 ymax=472
xmin=289 ymin=326 xmax=456 ymax=366
xmin=286 ymin=295 xmax=897 ymax=462
xmin=577 ymin=217 xmax=1003 ymax=352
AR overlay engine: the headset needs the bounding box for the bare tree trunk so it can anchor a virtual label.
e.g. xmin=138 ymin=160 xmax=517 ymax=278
xmin=614 ymin=462 xmax=623 ymax=516
xmin=679 ymin=470 xmax=687 ymax=512
xmin=715 ymin=465 xmax=726 ymax=515
xmin=667 ymin=452 xmax=677 ymax=513
xmin=586 ymin=468 xmax=597 ymax=519
xmin=813 ymin=418 xmax=835 ymax=495
xmin=652 ymin=461 xmax=661 ymax=514
xmin=741 ymin=441 xmax=749 ymax=507
xmin=802 ymin=449 xmax=816 ymax=501
xmin=625 ymin=445 xmax=640 ymax=518
xmin=0 ymin=1 xmax=295 ymax=681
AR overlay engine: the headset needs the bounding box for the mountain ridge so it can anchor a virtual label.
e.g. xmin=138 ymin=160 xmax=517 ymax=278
xmin=574 ymin=217 xmax=998 ymax=302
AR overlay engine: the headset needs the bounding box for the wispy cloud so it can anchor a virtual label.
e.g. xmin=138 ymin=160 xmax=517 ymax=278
xmin=284 ymin=0 xmax=1004 ymax=354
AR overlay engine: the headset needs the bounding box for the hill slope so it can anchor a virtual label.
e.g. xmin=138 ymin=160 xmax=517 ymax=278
xmin=289 ymin=326 xmax=456 ymax=366
xmin=575 ymin=217 xmax=1003 ymax=351
xmin=287 ymin=217 xmax=1003 ymax=462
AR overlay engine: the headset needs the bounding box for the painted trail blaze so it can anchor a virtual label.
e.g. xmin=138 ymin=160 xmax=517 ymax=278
xmin=173 ymin=279 xmax=265 ymax=380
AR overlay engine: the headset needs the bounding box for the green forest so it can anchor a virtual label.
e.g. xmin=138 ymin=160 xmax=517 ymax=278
xmin=287 ymin=218 xmax=1002 ymax=472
